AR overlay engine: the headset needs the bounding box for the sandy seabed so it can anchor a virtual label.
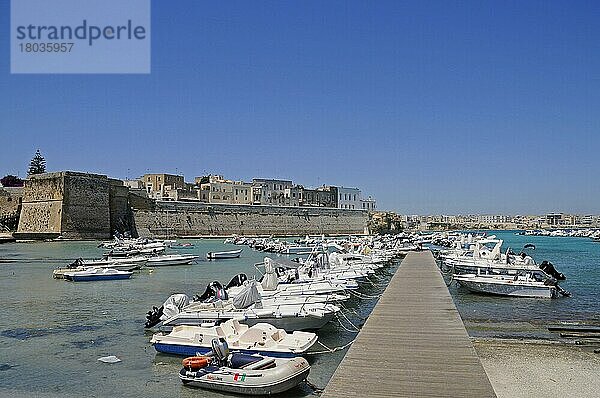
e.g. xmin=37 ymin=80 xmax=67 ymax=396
xmin=474 ymin=339 xmax=600 ymax=398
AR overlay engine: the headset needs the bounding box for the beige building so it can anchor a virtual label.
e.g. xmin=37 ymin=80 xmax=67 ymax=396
xmin=142 ymin=174 xmax=184 ymax=199
xmin=199 ymin=175 xmax=252 ymax=205
xmin=251 ymin=178 xmax=295 ymax=206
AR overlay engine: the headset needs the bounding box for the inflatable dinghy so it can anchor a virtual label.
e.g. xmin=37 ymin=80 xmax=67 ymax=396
xmin=179 ymin=338 xmax=310 ymax=395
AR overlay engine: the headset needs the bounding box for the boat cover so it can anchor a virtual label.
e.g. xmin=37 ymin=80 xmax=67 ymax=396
xmin=261 ymin=258 xmax=279 ymax=291
xmin=162 ymin=294 xmax=190 ymax=319
xmin=232 ymin=282 xmax=261 ymax=309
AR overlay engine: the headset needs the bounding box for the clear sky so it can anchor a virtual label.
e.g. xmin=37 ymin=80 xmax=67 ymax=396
xmin=1 ymin=1 xmax=599 ymax=214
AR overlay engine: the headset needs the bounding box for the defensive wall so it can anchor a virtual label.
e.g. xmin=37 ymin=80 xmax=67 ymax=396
xmin=15 ymin=171 xmax=127 ymax=240
xmin=13 ymin=171 xmax=369 ymax=240
xmin=0 ymin=187 xmax=23 ymax=232
xmin=132 ymin=200 xmax=368 ymax=237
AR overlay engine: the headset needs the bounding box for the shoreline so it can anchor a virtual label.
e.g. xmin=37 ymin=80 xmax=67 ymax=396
xmin=474 ymin=338 xmax=600 ymax=398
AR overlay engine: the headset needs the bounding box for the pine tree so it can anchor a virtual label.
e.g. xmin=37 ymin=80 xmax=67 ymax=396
xmin=28 ymin=149 xmax=46 ymax=176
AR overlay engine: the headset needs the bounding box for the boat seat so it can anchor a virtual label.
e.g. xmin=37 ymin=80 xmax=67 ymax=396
xmin=241 ymin=356 xmax=277 ymax=370
xmin=229 ymin=353 xmax=263 ymax=369
xmin=219 ymin=321 xmax=237 ymax=337
xmin=271 ymin=329 xmax=286 ymax=342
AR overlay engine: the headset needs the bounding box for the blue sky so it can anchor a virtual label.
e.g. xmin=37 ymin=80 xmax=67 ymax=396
xmin=1 ymin=0 xmax=599 ymax=214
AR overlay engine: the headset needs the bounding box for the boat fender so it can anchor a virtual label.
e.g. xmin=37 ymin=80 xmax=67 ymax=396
xmin=182 ymin=356 xmax=210 ymax=370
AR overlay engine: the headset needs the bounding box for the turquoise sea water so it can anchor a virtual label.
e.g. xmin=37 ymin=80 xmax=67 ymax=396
xmin=1 ymin=232 xmax=598 ymax=396
xmin=0 ymin=239 xmax=397 ymax=397
xmin=449 ymin=230 xmax=600 ymax=338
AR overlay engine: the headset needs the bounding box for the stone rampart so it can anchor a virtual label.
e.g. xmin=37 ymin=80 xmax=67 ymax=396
xmin=133 ymin=201 xmax=368 ymax=237
xmin=15 ymin=171 xmax=370 ymax=240
xmin=16 ymin=171 xmax=115 ymax=239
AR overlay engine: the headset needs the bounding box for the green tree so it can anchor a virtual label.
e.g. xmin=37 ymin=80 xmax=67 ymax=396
xmin=28 ymin=149 xmax=46 ymax=176
xmin=0 ymin=175 xmax=24 ymax=187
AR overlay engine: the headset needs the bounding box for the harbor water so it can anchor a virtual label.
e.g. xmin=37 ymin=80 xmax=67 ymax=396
xmin=1 ymin=232 xmax=599 ymax=396
xmin=0 ymin=239 xmax=397 ymax=397
xmin=450 ymin=230 xmax=600 ymax=339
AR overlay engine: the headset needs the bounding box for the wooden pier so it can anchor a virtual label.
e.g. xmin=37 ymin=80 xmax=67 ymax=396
xmin=322 ymin=251 xmax=496 ymax=398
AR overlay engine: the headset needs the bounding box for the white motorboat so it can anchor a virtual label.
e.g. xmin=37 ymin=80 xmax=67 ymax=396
xmin=281 ymin=245 xmax=315 ymax=255
xmin=53 ymin=263 xmax=140 ymax=279
xmin=441 ymin=238 xmax=567 ymax=281
xmin=206 ymin=249 xmax=243 ymax=259
xmin=145 ymin=289 xmax=339 ymax=332
xmin=146 ymin=254 xmax=200 ymax=267
xmin=227 ymin=278 xmax=354 ymax=298
xmin=80 ymin=256 xmax=148 ymax=267
xmin=63 ymin=268 xmax=133 ymax=282
xmin=453 ymin=273 xmax=565 ymax=298
xmin=151 ymin=319 xmax=317 ymax=357
xmin=179 ymin=339 xmax=310 ymax=395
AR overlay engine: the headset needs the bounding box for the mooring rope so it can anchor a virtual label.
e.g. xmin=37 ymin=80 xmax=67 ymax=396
xmin=305 ymin=338 xmax=358 ymax=355
xmin=348 ymin=290 xmax=381 ymax=300
xmin=335 ymin=311 xmax=361 ymax=332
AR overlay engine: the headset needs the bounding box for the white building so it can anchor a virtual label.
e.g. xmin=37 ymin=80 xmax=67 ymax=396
xmin=251 ymin=178 xmax=297 ymax=206
xmin=360 ymin=196 xmax=377 ymax=211
xmin=338 ymin=187 xmax=361 ymax=210
xmin=199 ymin=175 xmax=252 ymax=205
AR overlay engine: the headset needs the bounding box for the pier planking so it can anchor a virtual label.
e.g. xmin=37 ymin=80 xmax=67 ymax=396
xmin=322 ymin=251 xmax=496 ymax=397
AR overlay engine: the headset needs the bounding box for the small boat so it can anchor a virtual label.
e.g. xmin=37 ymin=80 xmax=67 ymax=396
xmin=145 ymin=290 xmax=339 ymax=332
xmin=206 ymin=249 xmax=243 ymax=259
xmin=282 ymin=246 xmax=314 ymax=255
xmin=146 ymin=254 xmax=200 ymax=267
xmin=453 ymin=273 xmax=566 ymax=298
xmin=151 ymin=319 xmax=317 ymax=358
xmin=79 ymin=256 xmax=148 ymax=268
xmin=170 ymin=243 xmax=195 ymax=249
xmin=63 ymin=268 xmax=133 ymax=282
xmin=53 ymin=257 xmax=145 ymax=279
xmin=179 ymin=338 xmax=310 ymax=395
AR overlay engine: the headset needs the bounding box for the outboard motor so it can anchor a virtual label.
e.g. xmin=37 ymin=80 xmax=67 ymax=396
xmin=194 ymin=281 xmax=224 ymax=302
xmin=68 ymin=258 xmax=84 ymax=269
xmin=145 ymin=294 xmax=190 ymax=328
xmin=145 ymin=306 xmax=164 ymax=329
xmin=225 ymin=273 xmax=248 ymax=289
xmin=539 ymin=261 xmax=566 ymax=281
xmin=211 ymin=338 xmax=229 ymax=366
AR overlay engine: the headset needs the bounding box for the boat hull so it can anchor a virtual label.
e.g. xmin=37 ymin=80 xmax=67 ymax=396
xmin=161 ymin=312 xmax=335 ymax=332
xmin=154 ymin=343 xmax=303 ymax=358
xmin=179 ymin=358 xmax=310 ymax=395
xmin=206 ymin=250 xmax=243 ymax=259
xmin=147 ymin=255 xmax=199 ymax=266
xmin=455 ymin=279 xmax=556 ymax=298
xmin=65 ymin=274 xmax=132 ymax=282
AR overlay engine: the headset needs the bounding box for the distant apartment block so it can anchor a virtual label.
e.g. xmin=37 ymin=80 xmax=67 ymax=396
xmin=122 ymin=173 xmax=376 ymax=210
xmin=300 ymin=185 xmax=338 ymax=208
xmin=338 ymin=187 xmax=361 ymax=210
xmin=199 ymin=175 xmax=252 ymax=205
xmin=251 ymin=178 xmax=298 ymax=206
xmin=142 ymin=173 xmax=184 ymax=199
xmin=360 ymin=196 xmax=377 ymax=211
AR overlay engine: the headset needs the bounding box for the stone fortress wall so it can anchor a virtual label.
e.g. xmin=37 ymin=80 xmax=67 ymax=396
xmin=132 ymin=201 xmax=368 ymax=237
xmin=16 ymin=172 xmax=112 ymax=239
xmin=14 ymin=171 xmax=369 ymax=240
